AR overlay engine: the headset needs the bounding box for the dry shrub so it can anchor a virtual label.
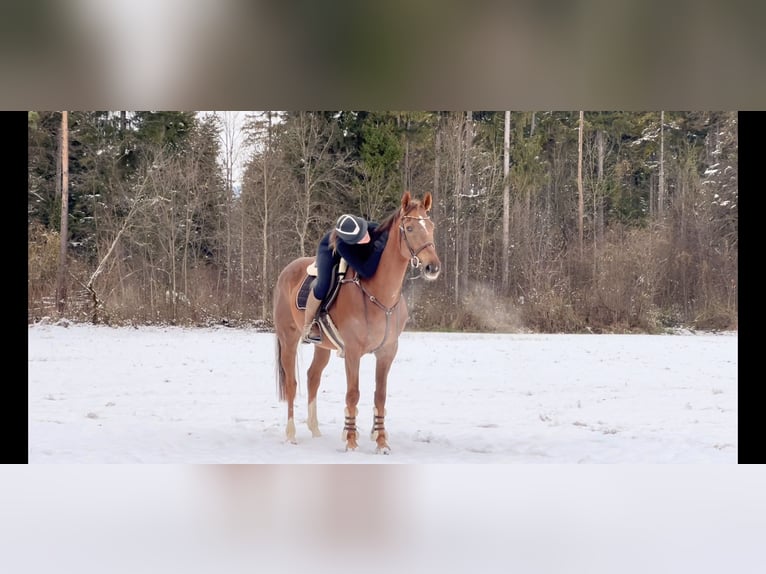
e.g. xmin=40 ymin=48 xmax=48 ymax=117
xmin=520 ymin=289 xmax=584 ymax=333
xmin=90 ymin=263 xmax=270 ymax=326
xmin=28 ymin=223 xmax=97 ymax=322
xmin=28 ymin=222 xmax=59 ymax=296
xmin=512 ymin=251 xmax=587 ymax=332
xmin=586 ymin=226 xmax=666 ymax=332
xmin=28 ymin=222 xmax=64 ymax=321
xmin=693 ymin=306 xmax=737 ymax=331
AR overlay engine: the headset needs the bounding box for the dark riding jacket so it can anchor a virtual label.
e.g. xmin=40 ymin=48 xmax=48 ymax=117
xmin=312 ymin=221 xmax=388 ymax=299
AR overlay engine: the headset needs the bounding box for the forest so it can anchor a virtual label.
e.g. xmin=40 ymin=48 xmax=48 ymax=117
xmin=27 ymin=111 xmax=738 ymax=333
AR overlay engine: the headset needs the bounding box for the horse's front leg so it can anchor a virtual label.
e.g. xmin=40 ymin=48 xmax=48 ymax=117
xmin=342 ymin=353 xmax=362 ymax=451
xmin=371 ymin=343 xmax=398 ymax=454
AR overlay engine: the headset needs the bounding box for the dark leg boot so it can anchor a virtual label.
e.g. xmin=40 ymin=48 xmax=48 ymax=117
xmin=302 ymin=292 xmax=322 ymax=343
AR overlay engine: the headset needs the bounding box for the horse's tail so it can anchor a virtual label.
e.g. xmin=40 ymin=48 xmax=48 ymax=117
xmin=275 ymin=332 xmax=287 ymax=402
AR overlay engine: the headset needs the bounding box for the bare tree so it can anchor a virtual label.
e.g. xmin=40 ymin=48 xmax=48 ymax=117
xmin=83 ymin=190 xmax=145 ymax=323
xmin=502 ymin=111 xmax=511 ymax=290
xmin=432 ymin=116 xmax=442 ymax=224
xmin=258 ymin=112 xmax=276 ymax=319
xmin=587 ymin=126 xmax=610 ymax=280
xmin=283 ymin=112 xmax=351 ymax=256
xmin=126 ymin=140 xmax=223 ymax=324
xmin=461 ymin=111 xmax=473 ymax=296
xmin=577 ymin=110 xmax=584 ymax=257
xmin=239 ymin=111 xmax=275 ymax=318
xmin=595 ymin=128 xmax=606 ymax=241
xmin=56 ymin=111 xmax=69 ymax=314
xmin=658 ymin=110 xmax=666 ymax=220
xmin=241 ymin=111 xmax=297 ymax=319
xmin=217 ymin=112 xmax=246 ymax=300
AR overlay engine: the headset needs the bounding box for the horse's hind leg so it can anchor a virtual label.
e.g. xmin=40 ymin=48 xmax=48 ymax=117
xmin=306 ymin=346 xmax=331 ymax=437
xmin=275 ymin=295 xmax=301 ymax=443
xmin=279 ymin=337 xmax=300 ymax=443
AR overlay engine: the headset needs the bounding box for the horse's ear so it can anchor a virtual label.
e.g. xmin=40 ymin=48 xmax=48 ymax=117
xmin=401 ymin=191 xmax=412 ymax=210
xmin=423 ymin=192 xmax=432 ymax=212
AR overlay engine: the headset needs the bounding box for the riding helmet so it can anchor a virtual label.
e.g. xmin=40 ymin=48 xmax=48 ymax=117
xmin=334 ymin=214 xmax=368 ymax=244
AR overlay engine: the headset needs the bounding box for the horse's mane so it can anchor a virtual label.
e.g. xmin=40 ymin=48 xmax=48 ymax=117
xmin=376 ymin=198 xmax=422 ymax=234
xmin=375 ymin=210 xmax=398 ymax=235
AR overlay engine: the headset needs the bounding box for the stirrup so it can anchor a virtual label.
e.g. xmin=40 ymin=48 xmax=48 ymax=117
xmin=302 ymin=321 xmax=321 ymax=343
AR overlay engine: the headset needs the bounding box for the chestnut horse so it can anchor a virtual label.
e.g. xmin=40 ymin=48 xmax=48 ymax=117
xmin=273 ymin=191 xmax=441 ymax=453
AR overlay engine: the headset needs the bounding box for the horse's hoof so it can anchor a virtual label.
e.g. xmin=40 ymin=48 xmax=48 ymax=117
xmin=375 ymin=445 xmax=391 ymax=455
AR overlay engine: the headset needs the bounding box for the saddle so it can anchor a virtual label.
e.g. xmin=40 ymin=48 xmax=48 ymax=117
xmin=295 ymin=259 xmax=350 ymax=355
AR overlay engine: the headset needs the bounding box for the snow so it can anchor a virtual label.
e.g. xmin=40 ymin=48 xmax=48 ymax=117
xmin=28 ymin=322 xmax=738 ymax=463
xmin=19 ymin=323 xmax=761 ymax=574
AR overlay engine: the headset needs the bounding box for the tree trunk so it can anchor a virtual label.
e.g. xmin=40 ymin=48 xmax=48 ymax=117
xmin=432 ymin=116 xmax=442 ymax=280
xmin=403 ymin=121 xmax=410 ymax=192
xmin=461 ymin=111 xmax=473 ymax=296
xmin=453 ymin=115 xmax=462 ymax=305
xmin=577 ymin=111 xmax=585 ymax=257
xmin=596 ymin=129 xmax=605 ymax=240
xmin=593 ymin=129 xmax=605 ymax=278
xmin=658 ymin=110 xmax=665 ymax=220
xmin=222 ymin=112 xmax=240 ymax=310
xmin=56 ymin=111 xmax=69 ymax=314
xmin=433 ymin=118 xmax=441 ymax=223
xmin=261 ymin=112 xmax=272 ymax=319
xmin=502 ymin=111 xmax=511 ymax=291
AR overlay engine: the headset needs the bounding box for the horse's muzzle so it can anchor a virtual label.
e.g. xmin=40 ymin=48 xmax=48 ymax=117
xmin=423 ymin=262 xmax=441 ymax=280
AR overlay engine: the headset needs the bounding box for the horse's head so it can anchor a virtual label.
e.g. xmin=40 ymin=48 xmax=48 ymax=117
xmin=399 ymin=191 xmax=441 ymax=280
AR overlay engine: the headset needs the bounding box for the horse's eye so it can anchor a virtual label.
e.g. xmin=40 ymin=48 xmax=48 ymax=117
xmin=406 ymin=226 xmax=413 ymax=232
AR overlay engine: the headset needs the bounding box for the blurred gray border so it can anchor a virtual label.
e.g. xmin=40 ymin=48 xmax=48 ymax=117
xmin=8 ymin=1 xmax=760 ymax=111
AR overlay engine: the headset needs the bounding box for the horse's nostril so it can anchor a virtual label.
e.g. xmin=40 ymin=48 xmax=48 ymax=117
xmin=425 ymin=264 xmax=441 ymax=278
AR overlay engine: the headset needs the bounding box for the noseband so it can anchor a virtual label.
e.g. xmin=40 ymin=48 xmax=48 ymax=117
xmin=399 ymin=214 xmax=435 ymax=269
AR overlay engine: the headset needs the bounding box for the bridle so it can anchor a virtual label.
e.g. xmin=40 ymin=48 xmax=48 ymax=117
xmin=399 ymin=213 xmax=435 ymax=269
xmin=338 ymin=208 xmax=436 ymax=354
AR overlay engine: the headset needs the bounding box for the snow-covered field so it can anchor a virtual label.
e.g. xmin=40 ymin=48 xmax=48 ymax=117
xmin=28 ymin=323 xmax=737 ymax=463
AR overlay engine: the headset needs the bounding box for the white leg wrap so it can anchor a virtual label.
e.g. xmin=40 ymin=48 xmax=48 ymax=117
xmin=342 ymin=406 xmax=358 ymax=441
xmin=307 ymin=399 xmax=321 ymax=437
xmin=286 ymin=417 xmax=296 ymax=444
xmin=370 ymin=406 xmax=387 ymax=441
